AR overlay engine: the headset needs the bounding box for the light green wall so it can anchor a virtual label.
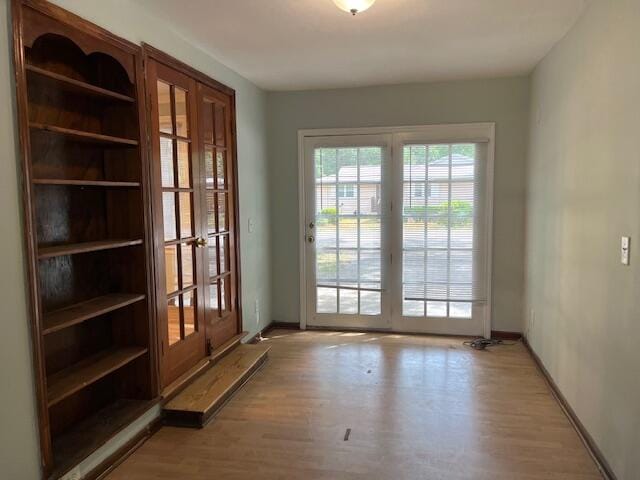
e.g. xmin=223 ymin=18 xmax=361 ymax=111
xmin=0 ymin=1 xmax=41 ymax=477
xmin=525 ymin=1 xmax=640 ymax=478
xmin=268 ymin=77 xmax=530 ymax=333
xmin=0 ymin=0 xmax=271 ymax=476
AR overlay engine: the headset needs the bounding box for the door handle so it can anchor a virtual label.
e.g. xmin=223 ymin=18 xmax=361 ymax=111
xmin=307 ymin=235 xmax=315 ymax=243
xmin=195 ymin=237 xmax=208 ymax=248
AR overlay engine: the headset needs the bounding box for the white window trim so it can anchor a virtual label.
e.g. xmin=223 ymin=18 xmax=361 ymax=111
xmin=298 ymin=123 xmax=495 ymax=338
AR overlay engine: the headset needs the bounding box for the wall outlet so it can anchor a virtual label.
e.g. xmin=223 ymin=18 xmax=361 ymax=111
xmin=61 ymin=466 xmax=81 ymax=480
xmin=248 ymin=217 xmax=255 ymax=234
xmin=621 ymin=236 xmax=630 ymax=265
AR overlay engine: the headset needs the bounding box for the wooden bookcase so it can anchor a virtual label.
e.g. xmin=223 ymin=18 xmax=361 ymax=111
xmin=11 ymin=1 xmax=158 ymax=477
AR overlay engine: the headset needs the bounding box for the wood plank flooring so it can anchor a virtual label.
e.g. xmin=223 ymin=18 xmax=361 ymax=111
xmin=106 ymin=329 xmax=603 ymax=480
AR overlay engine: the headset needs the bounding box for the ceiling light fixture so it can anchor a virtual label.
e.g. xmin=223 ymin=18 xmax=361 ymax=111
xmin=333 ymin=0 xmax=376 ymax=16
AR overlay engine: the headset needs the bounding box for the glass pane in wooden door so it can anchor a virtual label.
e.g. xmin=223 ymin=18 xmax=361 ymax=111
xmin=158 ymin=81 xmax=173 ymax=134
xmin=202 ymin=97 xmax=232 ymax=322
xmin=157 ymin=79 xmax=200 ymax=344
xmin=216 ymin=150 xmax=226 ymax=188
xmin=167 ymin=297 xmax=180 ymax=345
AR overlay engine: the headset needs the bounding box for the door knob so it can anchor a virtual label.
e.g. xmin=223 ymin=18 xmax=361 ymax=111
xmin=195 ymin=237 xmax=208 ymax=248
xmin=307 ymin=235 xmax=315 ymax=243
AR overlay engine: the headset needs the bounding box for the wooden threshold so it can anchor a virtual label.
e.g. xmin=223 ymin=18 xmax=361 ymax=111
xmin=50 ymin=398 xmax=156 ymax=480
xmin=164 ymin=344 xmax=269 ymax=428
xmin=210 ymin=331 xmax=248 ymax=364
xmin=43 ymin=293 xmax=146 ymax=335
xmin=26 ymin=64 xmax=136 ymax=103
xmin=30 ymin=122 xmax=139 ymax=146
xmin=38 ymin=239 xmax=143 ymax=259
xmin=47 ymin=347 xmax=148 ymax=406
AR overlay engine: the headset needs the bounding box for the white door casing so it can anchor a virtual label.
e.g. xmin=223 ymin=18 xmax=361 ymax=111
xmin=299 ymin=124 xmax=494 ymax=338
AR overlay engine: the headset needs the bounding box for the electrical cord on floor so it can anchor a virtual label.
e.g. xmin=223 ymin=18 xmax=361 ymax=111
xmin=463 ymin=338 xmax=518 ymax=350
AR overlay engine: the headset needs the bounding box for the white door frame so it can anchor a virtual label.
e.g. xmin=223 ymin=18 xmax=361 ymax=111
xmin=298 ymin=123 xmax=495 ymax=338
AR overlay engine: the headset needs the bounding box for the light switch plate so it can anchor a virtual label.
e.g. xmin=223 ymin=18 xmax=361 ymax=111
xmin=621 ymin=236 xmax=630 ymax=265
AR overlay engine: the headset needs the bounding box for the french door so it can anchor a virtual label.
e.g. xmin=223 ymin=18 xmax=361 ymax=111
xmin=197 ymin=83 xmax=239 ymax=351
xmin=148 ymin=60 xmax=206 ymax=386
xmin=147 ymin=52 xmax=241 ymax=388
xmin=304 ymin=135 xmax=392 ymax=329
xmin=303 ymin=126 xmax=492 ymax=336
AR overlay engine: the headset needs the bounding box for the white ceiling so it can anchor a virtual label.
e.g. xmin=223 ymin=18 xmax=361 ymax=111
xmin=135 ymin=0 xmax=587 ymax=91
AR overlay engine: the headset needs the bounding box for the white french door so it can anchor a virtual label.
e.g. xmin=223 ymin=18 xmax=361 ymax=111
xmin=302 ymin=125 xmax=493 ymax=337
xmin=303 ymin=135 xmax=392 ymax=329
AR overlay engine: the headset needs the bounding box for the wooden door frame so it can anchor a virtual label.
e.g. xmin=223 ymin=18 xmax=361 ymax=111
xmin=141 ymin=44 xmax=243 ymax=384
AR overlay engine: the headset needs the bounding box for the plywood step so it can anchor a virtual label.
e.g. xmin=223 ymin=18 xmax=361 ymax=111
xmin=163 ymin=344 xmax=269 ymax=428
xmin=160 ymin=332 xmax=249 ymax=402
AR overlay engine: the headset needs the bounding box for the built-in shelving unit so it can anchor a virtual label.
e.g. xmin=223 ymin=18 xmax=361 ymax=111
xmin=38 ymin=239 xmax=144 ymax=259
xmin=33 ymin=179 xmax=141 ymax=188
xmin=30 ymin=122 xmax=140 ymax=146
xmin=12 ymin=1 xmax=157 ymax=477
xmin=51 ymin=398 xmax=153 ymax=478
xmin=43 ymin=293 xmax=146 ymax=335
xmin=47 ymin=347 xmax=149 ymax=406
xmin=26 ymin=63 xmax=136 ymax=102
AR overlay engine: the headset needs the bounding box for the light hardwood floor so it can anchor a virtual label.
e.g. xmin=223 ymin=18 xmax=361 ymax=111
xmin=107 ymin=329 xmax=602 ymax=479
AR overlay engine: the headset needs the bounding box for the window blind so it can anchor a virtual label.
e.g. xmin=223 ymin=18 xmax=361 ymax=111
xmin=402 ymin=143 xmax=488 ymax=318
xmin=314 ymin=146 xmax=384 ymax=316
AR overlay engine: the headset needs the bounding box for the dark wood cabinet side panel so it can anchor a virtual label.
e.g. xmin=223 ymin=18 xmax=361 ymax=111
xmin=11 ymin=0 xmax=54 ymax=471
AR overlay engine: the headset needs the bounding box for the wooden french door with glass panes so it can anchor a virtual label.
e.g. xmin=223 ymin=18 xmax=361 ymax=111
xmin=147 ymin=55 xmax=240 ymax=387
xmin=197 ymin=83 xmax=239 ymax=351
xmin=148 ymin=60 xmax=206 ymax=386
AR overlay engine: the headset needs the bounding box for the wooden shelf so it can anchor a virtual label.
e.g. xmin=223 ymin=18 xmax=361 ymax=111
xmin=51 ymin=398 xmax=156 ymax=480
xmin=30 ymin=122 xmax=139 ymax=146
xmin=38 ymin=239 xmax=143 ymax=259
xmin=26 ymin=64 xmax=135 ymax=103
xmin=33 ymin=178 xmax=141 ymax=188
xmin=47 ymin=347 xmax=148 ymax=406
xmin=43 ymin=294 xmax=146 ymax=335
